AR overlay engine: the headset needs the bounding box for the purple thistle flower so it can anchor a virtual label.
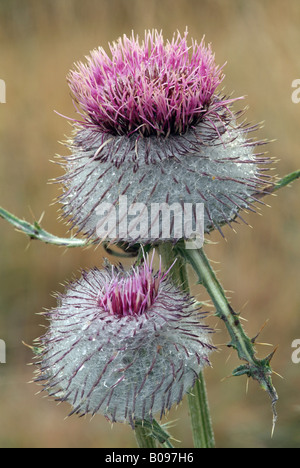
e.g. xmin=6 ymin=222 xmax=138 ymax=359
xmin=34 ymin=252 xmax=214 ymax=424
xmin=58 ymin=29 xmax=273 ymax=242
xmin=68 ymin=30 xmax=226 ymax=137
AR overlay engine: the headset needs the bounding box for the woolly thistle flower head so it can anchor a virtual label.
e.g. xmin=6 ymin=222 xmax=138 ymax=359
xmin=34 ymin=252 xmax=214 ymax=424
xmin=58 ymin=29 xmax=272 ymax=243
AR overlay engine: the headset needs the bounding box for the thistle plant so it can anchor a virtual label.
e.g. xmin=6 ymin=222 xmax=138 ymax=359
xmin=1 ymin=29 xmax=299 ymax=448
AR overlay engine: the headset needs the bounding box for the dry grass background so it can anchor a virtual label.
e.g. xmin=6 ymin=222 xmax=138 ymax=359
xmin=0 ymin=0 xmax=299 ymax=448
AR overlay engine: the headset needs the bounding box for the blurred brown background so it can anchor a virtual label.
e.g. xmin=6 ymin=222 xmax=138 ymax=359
xmin=0 ymin=0 xmax=299 ymax=448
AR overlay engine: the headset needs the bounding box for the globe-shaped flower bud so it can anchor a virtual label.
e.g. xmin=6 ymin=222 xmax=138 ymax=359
xmin=34 ymin=253 xmax=214 ymax=424
xmin=58 ymin=29 xmax=272 ymax=243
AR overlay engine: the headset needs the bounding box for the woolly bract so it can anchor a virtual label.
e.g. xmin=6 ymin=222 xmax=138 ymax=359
xmin=35 ymin=254 xmax=214 ymax=424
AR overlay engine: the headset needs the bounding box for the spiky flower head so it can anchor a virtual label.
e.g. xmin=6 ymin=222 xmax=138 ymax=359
xmin=34 ymin=252 xmax=214 ymax=424
xmin=58 ymin=29 xmax=272 ymax=243
xmin=68 ymin=30 xmax=225 ymax=137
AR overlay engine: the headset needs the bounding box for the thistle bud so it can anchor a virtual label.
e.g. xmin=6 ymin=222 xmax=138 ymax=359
xmin=35 ymin=253 xmax=214 ymax=425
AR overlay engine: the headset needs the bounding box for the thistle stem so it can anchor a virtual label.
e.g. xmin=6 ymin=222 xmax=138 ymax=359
xmin=134 ymin=419 xmax=174 ymax=448
xmin=157 ymin=243 xmax=215 ymax=449
xmin=188 ymin=372 xmax=215 ymax=448
xmin=177 ymin=245 xmax=278 ymax=432
xmin=0 ymin=207 xmax=90 ymax=247
xmin=134 ymin=425 xmax=157 ymax=448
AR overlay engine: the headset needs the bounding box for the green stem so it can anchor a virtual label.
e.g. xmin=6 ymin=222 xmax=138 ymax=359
xmin=158 ymin=243 xmax=215 ymax=449
xmin=134 ymin=419 xmax=174 ymax=448
xmin=0 ymin=207 xmax=90 ymax=247
xmin=177 ymin=245 xmax=278 ymax=432
xmin=188 ymin=372 xmax=215 ymax=449
xmin=269 ymin=169 xmax=300 ymax=194
xmin=134 ymin=425 xmax=157 ymax=448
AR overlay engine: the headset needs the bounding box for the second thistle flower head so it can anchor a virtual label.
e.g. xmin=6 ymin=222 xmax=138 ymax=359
xmin=59 ymin=29 xmax=272 ymax=242
xmin=34 ymin=252 xmax=214 ymax=424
